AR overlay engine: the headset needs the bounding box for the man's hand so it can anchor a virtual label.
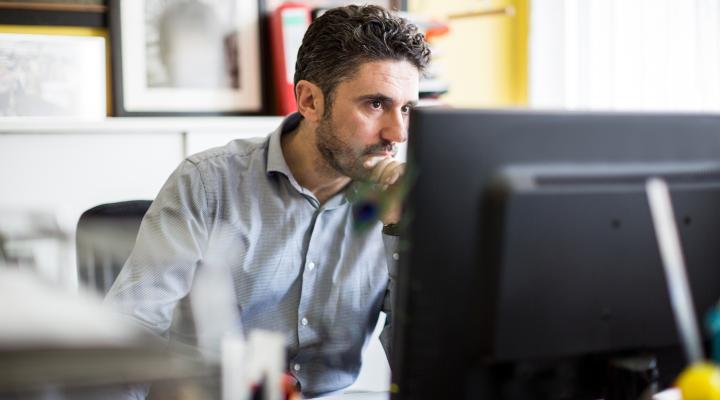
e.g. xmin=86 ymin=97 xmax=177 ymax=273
xmin=363 ymin=156 xmax=406 ymax=225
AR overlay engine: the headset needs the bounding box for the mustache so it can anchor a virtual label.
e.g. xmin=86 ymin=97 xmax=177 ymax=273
xmin=363 ymin=142 xmax=397 ymax=156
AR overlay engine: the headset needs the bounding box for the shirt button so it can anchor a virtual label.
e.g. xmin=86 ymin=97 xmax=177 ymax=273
xmin=307 ymin=262 xmax=315 ymax=271
xmin=301 ymin=317 xmax=308 ymax=326
xmin=293 ymin=363 xmax=301 ymax=372
xmin=392 ymin=252 xmax=400 ymax=261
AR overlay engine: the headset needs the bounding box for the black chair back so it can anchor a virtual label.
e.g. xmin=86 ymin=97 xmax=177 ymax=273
xmin=76 ymin=200 xmax=152 ymax=295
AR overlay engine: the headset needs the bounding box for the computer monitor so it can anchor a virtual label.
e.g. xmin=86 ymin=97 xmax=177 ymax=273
xmin=391 ymin=109 xmax=720 ymax=400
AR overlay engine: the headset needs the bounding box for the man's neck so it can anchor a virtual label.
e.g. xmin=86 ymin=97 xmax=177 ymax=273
xmin=281 ymin=119 xmax=351 ymax=205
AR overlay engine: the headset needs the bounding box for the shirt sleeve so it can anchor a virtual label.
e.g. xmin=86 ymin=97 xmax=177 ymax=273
xmin=104 ymin=159 xmax=211 ymax=336
xmin=379 ymin=233 xmax=400 ymax=360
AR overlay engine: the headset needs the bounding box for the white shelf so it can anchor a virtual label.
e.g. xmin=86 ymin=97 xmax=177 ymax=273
xmin=0 ymin=116 xmax=285 ymax=135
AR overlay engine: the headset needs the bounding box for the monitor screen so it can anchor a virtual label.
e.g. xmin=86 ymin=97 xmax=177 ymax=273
xmin=391 ymin=109 xmax=720 ymax=400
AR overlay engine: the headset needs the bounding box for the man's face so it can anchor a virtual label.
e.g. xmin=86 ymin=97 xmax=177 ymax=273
xmin=315 ymin=60 xmax=419 ymax=181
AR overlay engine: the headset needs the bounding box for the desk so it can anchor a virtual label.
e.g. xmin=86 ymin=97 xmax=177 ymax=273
xmin=311 ymin=392 xmax=389 ymax=400
xmin=314 ymin=389 xmax=683 ymax=400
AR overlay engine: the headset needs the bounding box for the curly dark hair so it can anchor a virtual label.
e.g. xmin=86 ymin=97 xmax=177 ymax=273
xmin=294 ymin=5 xmax=431 ymax=113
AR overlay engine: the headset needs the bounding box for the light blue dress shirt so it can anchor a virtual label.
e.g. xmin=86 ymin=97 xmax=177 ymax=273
xmin=106 ymin=113 xmax=398 ymax=397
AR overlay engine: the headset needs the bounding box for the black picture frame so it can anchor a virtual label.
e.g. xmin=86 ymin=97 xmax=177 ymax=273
xmin=0 ymin=1 xmax=107 ymax=27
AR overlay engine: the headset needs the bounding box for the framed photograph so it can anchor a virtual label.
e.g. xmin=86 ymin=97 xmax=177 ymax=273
xmin=0 ymin=26 xmax=107 ymax=118
xmin=0 ymin=1 xmax=106 ymax=27
xmin=265 ymin=0 xmax=401 ymax=11
xmin=110 ymin=0 xmax=263 ymax=116
xmin=0 ymin=1 xmax=106 ymax=12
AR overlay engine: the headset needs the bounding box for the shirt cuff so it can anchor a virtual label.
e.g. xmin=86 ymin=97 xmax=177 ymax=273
xmin=382 ymin=233 xmax=400 ymax=278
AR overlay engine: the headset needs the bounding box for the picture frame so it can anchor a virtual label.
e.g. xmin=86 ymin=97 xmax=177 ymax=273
xmin=265 ymin=0 xmax=402 ymax=12
xmin=0 ymin=1 xmax=106 ymax=27
xmin=109 ymin=0 xmax=263 ymax=116
xmin=0 ymin=25 xmax=108 ymax=118
xmin=0 ymin=1 xmax=105 ymax=13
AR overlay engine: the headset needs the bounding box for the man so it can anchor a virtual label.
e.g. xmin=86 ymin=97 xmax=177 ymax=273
xmin=106 ymin=5 xmax=430 ymax=397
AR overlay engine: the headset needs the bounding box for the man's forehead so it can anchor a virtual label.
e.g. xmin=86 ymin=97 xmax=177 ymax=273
xmin=338 ymin=60 xmax=420 ymax=99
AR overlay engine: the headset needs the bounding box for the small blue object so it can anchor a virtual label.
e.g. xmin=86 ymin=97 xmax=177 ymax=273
xmin=354 ymin=201 xmax=379 ymax=221
xmin=706 ymin=305 xmax=720 ymax=363
xmin=352 ymin=201 xmax=379 ymax=231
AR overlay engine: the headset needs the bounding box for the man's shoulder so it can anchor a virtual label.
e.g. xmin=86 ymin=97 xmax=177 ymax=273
xmin=186 ymin=136 xmax=269 ymax=172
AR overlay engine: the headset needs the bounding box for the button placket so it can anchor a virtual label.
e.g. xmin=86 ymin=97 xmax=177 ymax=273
xmin=297 ymin=209 xmax=323 ymax=346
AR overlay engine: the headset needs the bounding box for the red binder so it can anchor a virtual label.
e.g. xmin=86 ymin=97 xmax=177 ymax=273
xmin=269 ymin=3 xmax=312 ymax=116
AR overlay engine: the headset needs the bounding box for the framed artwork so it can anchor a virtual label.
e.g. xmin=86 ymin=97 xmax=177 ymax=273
xmin=110 ymin=0 xmax=263 ymax=116
xmin=0 ymin=1 xmax=106 ymax=27
xmin=0 ymin=1 xmax=106 ymax=12
xmin=265 ymin=0 xmax=402 ymax=11
xmin=0 ymin=25 xmax=107 ymax=118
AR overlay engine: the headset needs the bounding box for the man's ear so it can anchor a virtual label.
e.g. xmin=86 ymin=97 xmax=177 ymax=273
xmin=295 ymin=80 xmax=325 ymax=123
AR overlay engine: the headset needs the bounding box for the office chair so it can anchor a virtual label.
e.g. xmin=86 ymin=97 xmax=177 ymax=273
xmin=76 ymin=200 xmax=152 ymax=295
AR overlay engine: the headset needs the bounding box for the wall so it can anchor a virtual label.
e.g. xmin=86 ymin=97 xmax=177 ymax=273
xmin=0 ymin=117 xmax=282 ymax=285
xmin=409 ymin=0 xmax=528 ymax=107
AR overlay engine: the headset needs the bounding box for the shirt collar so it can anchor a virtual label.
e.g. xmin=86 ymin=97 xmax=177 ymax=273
xmin=266 ymin=112 xmax=303 ymax=178
xmin=265 ymin=112 xmax=349 ymax=210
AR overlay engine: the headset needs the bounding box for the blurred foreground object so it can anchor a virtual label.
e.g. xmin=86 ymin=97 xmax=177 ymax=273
xmin=675 ymin=362 xmax=720 ymax=400
xmin=0 ymin=208 xmax=73 ymax=287
xmin=647 ymin=179 xmax=720 ymax=399
xmin=0 ymin=269 xmax=215 ymax=398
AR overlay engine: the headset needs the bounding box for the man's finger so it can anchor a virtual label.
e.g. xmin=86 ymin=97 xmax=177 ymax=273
xmin=363 ymin=155 xmax=386 ymax=169
xmin=380 ymin=164 xmax=405 ymax=185
xmin=368 ymin=158 xmax=395 ymax=182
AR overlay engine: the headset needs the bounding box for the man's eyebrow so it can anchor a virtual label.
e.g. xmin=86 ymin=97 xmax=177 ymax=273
xmin=356 ymin=93 xmax=394 ymax=103
xmin=355 ymin=93 xmax=418 ymax=106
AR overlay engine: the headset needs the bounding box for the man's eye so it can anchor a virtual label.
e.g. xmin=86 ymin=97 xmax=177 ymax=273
xmin=370 ymin=100 xmax=382 ymax=109
xmin=401 ymin=105 xmax=411 ymax=114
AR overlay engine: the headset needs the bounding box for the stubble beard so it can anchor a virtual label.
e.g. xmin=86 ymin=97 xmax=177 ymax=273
xmin=315 ymin=114 xmax=398 ymax=182
xmin=315 ymin=115 xmax=368 ymax=181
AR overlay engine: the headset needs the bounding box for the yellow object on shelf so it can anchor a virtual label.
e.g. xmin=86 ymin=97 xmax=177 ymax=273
xmin=676 ymin=362 xmax=720 ymax=400
xmin=408 ymin=0 xmax=528 ymax=108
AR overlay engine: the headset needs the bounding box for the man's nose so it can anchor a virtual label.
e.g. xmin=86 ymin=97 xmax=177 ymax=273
xmin=381 ymin=109 xmax=408 ymax=144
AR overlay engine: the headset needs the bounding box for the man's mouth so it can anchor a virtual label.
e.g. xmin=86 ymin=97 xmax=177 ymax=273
xmin=365 ymin=148 xmax=397 ymax=158
xmin=365 ymin=143 xmax=397 ymax=157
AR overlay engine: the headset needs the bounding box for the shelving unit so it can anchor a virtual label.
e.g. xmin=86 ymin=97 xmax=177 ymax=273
xmin=0 ymin=115 xmax=283 ymax=218
xmin=0 ymin=116 xmax=283 ymax=137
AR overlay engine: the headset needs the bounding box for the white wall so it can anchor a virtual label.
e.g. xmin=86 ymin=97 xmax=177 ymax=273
xmin=530 ymin=0 xmax=720 ymax=111
xmin=0 ymin=117 xmax=281 ymax=286
xmin=0 ymin=133 xmax=182 ymax=221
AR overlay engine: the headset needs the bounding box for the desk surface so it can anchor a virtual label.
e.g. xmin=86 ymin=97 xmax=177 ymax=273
xmin=310 ymin=391 xmax=389 ymax=400
xmin=317 ymin=389 xmax=682 ymax=400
